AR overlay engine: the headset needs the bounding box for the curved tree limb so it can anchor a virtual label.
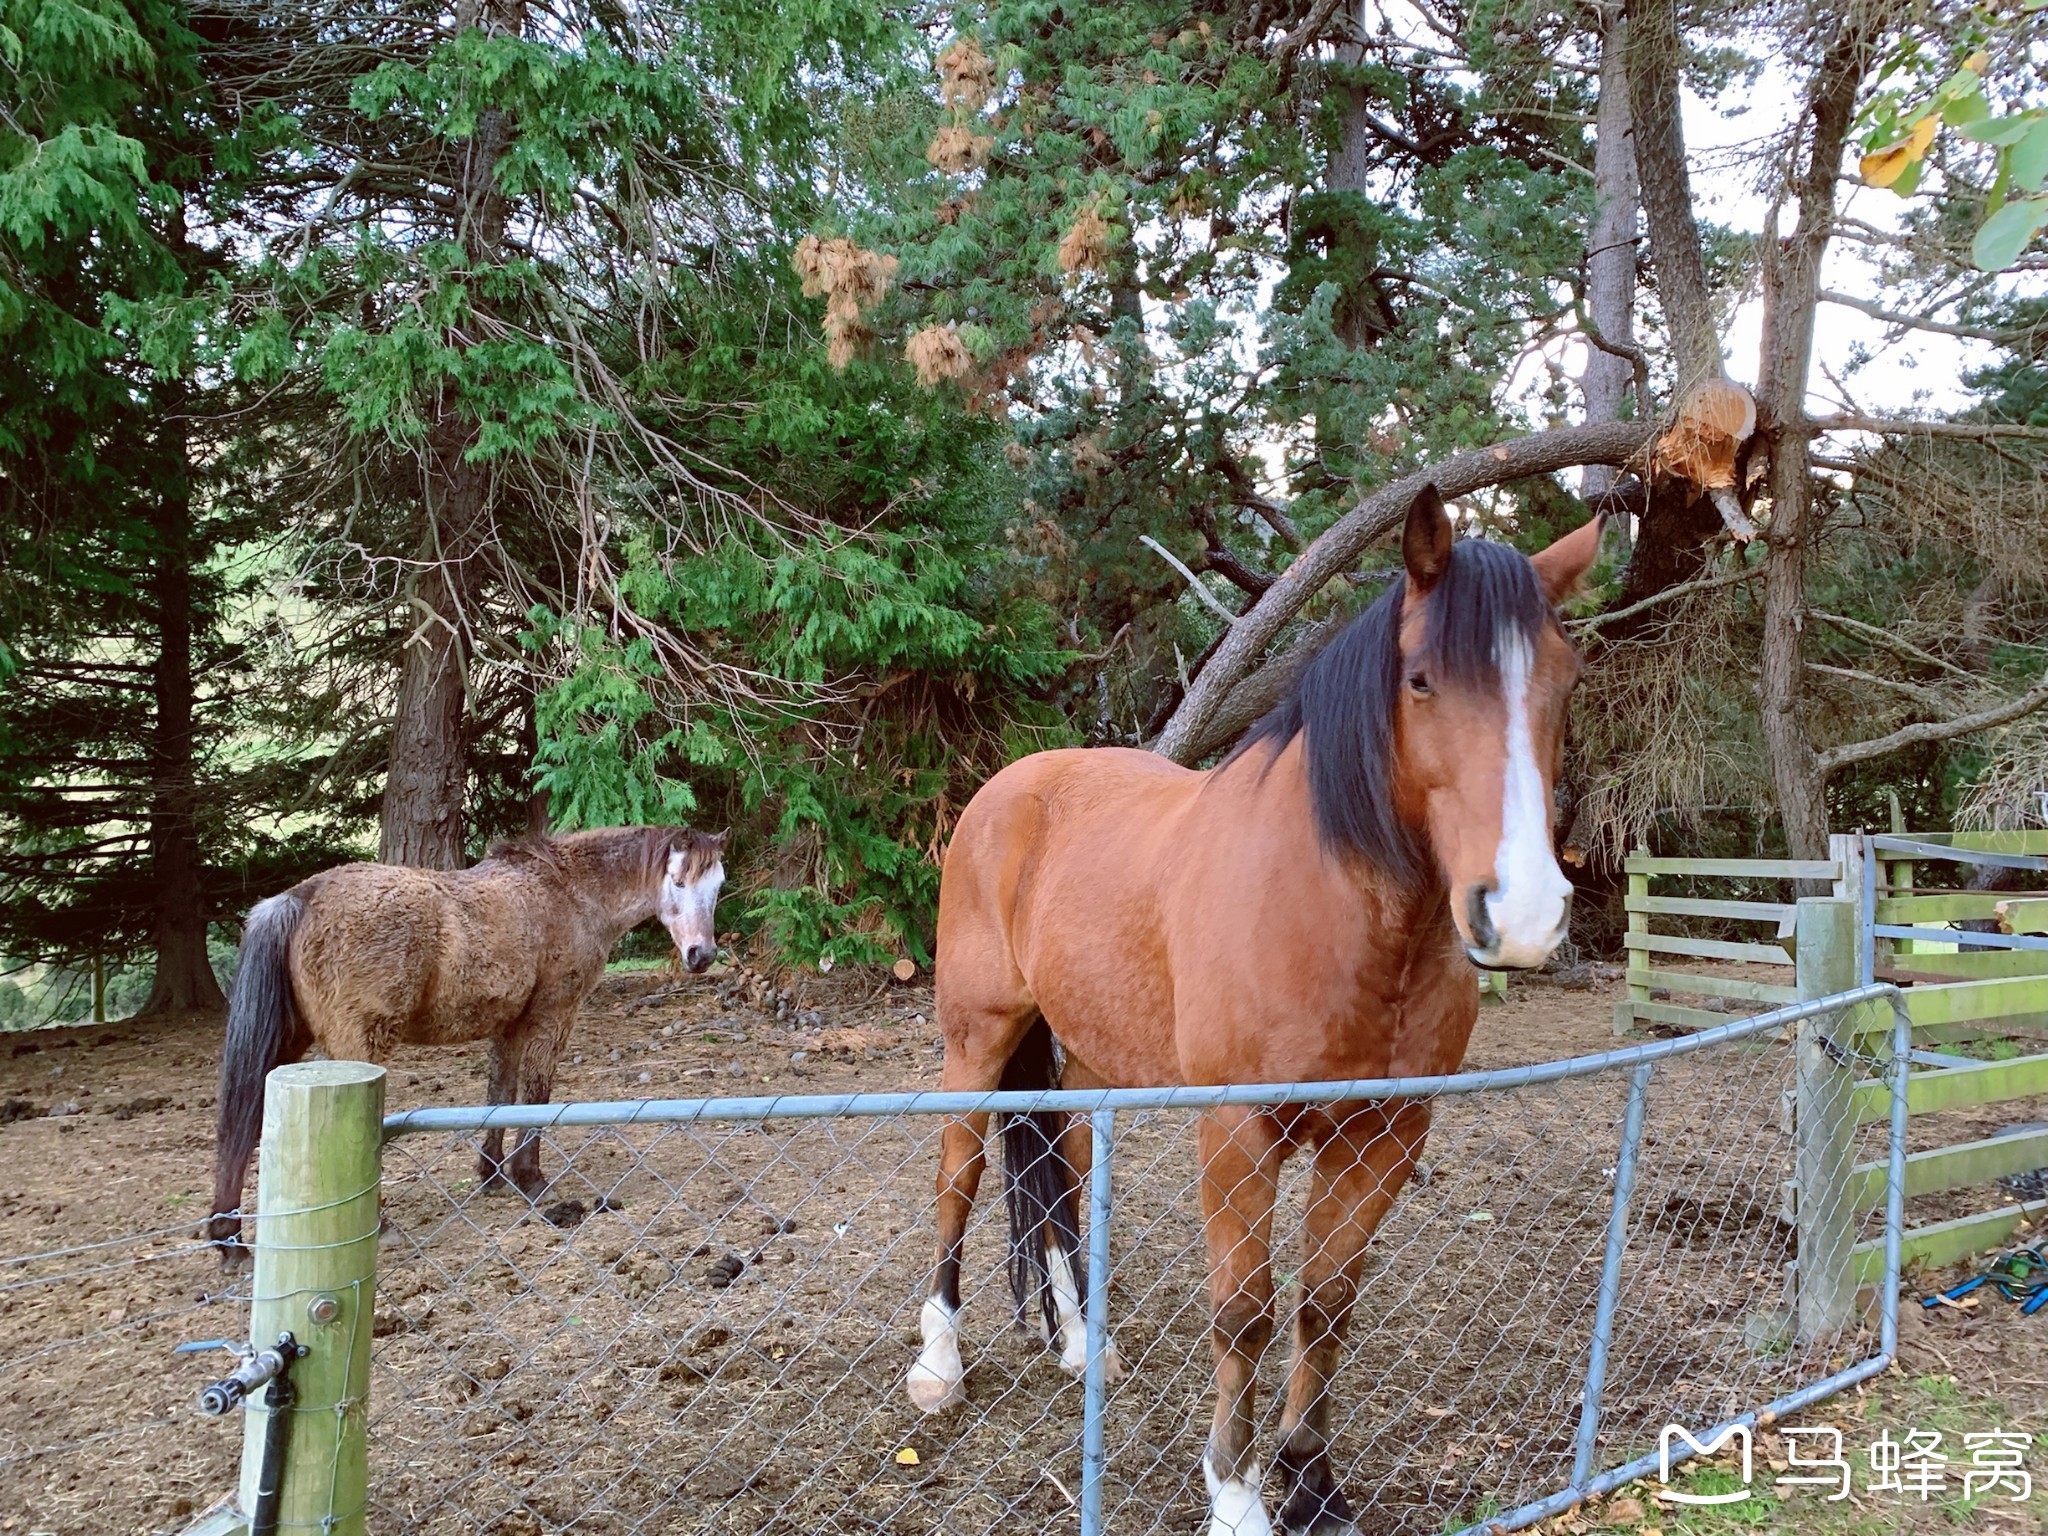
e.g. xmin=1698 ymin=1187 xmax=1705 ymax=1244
xmin=1810 ymin=414 xmax=2048 ymax=441
xmin=1150 ymin=418 xmax=1657 ymax=762
xmin=1570 ymin=559 xmax=1762 ymax=636
xmin=1817 ymin=665 xmax=2048 ymax=774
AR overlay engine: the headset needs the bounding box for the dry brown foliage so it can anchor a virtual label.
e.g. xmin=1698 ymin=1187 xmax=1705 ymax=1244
xmin=926 ymin=124 xmax=993 ymax=173
xmin=792 ymin=235 xmax=899 ymax=369
xmin=1071 ymin=434 xmax=1113 ymax=480
xmin=937 ymin=37 xmax=997 ymax=110
xmin=1057 ymin=208 xmax=1113 ymax=274
xmin=906 ymin=323 xmax=973 ymax=387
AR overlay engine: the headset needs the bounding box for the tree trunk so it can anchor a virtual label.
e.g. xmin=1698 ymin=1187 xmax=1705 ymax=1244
xmin=1624 ymin=0 xmax=1721 ymax=395
xmin=1583 ymin=2 xmax=1638 ymax=501
xmin=1755 ymin=21 xmax=1875 ymax=862
xmin=379 ymin=442 xmax=483 ymax=870
xmin=521 ymin=671 xmax=550 ymax=837
xmin=140 ymin=347 xmax=224 ymax=1013
xmin=377 ymin=15 xmax=517 ymax=868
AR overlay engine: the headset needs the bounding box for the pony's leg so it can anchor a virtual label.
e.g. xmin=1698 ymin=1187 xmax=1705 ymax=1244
xmin=1198 ymin=1105 xmax=1287 ymax=1536
xmin=503 ymin=1014 xmax=572 ymax=1197
xmin=477 ymin=1035 xmax=518 ymax=1191
xmin=1269 ymin=1101 xmax=1432 ymax=1536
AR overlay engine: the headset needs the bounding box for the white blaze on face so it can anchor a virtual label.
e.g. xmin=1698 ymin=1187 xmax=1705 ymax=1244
xmin=1203 ymin=1454 xmax=1273 ymax=1536
xmin=1483 ymin=632 xmax=1572 ymax=967
xmin=659 ymin=853 xmax=724 ymax=961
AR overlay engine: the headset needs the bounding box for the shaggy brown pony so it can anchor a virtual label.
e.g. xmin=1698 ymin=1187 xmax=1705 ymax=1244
xmin=208 ymin=826 xmax=726 ymax=1260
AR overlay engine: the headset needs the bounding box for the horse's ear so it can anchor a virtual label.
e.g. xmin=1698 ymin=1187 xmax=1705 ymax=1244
xmin=1402 ymin=483 xmax=1453 ymax=593
xmin=1530 ymin=511 xmax=1605 ymax=604
xmin=709 ymin=827 xmax=729 ymax=850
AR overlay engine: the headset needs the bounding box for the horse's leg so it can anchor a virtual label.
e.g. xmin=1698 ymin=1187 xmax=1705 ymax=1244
xmin=1044 ymin=1107 xmax=1125 ymax=1381
xmin=909 ymin=1104 xmax=988 ymax=1412
xmin=1199 ymin=1105 xmax=1288 ymax=1536
xmin=1269 ymin=1101 xmax=1432 ymax=1536
xmin=907 ymin=1004 xmax=1031 ymax=1413
xmin=476 ymin=1034 xmax=518 ymax=1191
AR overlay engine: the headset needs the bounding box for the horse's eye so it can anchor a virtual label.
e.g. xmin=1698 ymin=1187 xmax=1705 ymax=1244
xmin=1407 ymin=673 xmax=1432 ymax=697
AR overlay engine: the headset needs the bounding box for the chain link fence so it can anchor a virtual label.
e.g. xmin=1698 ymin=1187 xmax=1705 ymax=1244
xmin=0 ymin=987 xmax=1907 ymax=1536
xmin=366 ymin=989 xmax=1908 ymax=1536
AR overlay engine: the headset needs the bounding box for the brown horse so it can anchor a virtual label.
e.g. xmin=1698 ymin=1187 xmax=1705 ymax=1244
xmin=207 ymin=825 xmax=726 ymax=1258
xmin=908 ymin=487 xmax=1600 ymax=1536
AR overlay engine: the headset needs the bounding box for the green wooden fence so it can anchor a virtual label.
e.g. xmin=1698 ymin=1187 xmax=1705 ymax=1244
xmin=1615 ymin=832 xmax=2048 ymax=1285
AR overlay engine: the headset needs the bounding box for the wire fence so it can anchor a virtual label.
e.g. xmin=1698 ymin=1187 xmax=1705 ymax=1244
xmin=0 ymin=988 xmax=1907 ymax=1536
xmin=366 ymin=990 xmax=1907 ymax=1536
xmin=0 ymin=1222 xmax=247 ymax=1530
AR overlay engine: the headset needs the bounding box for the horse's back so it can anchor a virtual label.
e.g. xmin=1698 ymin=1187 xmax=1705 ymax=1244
xmin=939 ymin=747 xmax=1198 ymax=1082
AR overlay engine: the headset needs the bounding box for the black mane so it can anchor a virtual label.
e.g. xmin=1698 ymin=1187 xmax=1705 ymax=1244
xmin=1227 ymin=537 xmax=1553 ymax=887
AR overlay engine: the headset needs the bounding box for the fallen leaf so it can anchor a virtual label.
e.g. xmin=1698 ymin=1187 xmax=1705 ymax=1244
xmin=1605 ymin=1496 xmax=1646 ymax=1525
xmin=895 ymin=1447 xmax=921 ymax=1466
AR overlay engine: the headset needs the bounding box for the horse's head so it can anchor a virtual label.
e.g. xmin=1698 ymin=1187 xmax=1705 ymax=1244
xmin=1393 ymin=486 xmax=1601 ymax=969
xmin=659 ymin=829 xmax=728 ymax=972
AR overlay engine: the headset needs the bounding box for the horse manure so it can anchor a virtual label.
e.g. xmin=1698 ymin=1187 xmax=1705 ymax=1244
xmin=107 ymin=1095 xmax=171 ymax=1120
xmin=540 ymin=1199 xmax=588 ymax=1229
xmin=704 ymin=1252 xmax=746 ymax=1288
xmin=0 ymin=1098 xmax=40 ymax=1124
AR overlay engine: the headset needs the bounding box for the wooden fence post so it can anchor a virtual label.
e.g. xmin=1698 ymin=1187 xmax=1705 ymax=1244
xmin=240 ymin=1061 xmax=384 ymax=1535
xmin=1792 ymin=897 xmax=1860 ymax=1342
xmin=1616 ymin=846 xmax=1650 ymax=1035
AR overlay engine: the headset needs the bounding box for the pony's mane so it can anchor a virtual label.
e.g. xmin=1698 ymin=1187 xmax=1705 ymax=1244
xmin=1226 ymin=537 xmax=1553 ymax=888
xmin=487 ymin=825 xmax=721 ymax=883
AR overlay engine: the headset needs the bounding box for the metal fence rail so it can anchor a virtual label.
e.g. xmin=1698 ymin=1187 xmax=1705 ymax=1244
xmin=364 ymin=985 xmax=1909 ymax=1536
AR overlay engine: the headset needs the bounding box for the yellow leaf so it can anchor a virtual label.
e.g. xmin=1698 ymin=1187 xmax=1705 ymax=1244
xmin=895 ymin=1447 xmax=921 ymax=1466
xmin=1862 ymin=115 xmax=1938 ymax=188
xmin=1964 ymin=51 xmax=1990 ymax=75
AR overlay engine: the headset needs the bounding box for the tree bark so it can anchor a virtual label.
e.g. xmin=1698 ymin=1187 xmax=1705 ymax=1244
xmin=378 ymin=5 xmax=518 ymax=868
xmin=1583 ymin=3 xmax=1638 ymax=501
xmin=139 ymin=386 xmax=225 ymax=1015
xmin=1624 ymin=0 xmax=1721 ymax=394
xmin=1755 ymin=19 xmax=1877 ymax=861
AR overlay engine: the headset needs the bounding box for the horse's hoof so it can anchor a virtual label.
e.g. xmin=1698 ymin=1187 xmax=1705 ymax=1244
xmin=905 ymin=1367 xmax=967 ymax=1414
xmin=1272 ymin=1468 xmax=1359 ymax=1536
xmin=1058 ymin=1337 xmax=1125 ymax=1383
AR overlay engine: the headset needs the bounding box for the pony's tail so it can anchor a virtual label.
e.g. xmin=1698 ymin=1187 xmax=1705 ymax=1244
xmin=998 ymin=1018 xmax=1086 ymax=1342
xmin=209 ymin=892 xmax=310 ymax=1262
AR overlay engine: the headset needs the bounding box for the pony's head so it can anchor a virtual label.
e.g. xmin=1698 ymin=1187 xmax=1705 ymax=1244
xmin=659 ymin=829 xmax=728 ymax=972
xmin=1237 ymin=483 xmax=1601 ymax=969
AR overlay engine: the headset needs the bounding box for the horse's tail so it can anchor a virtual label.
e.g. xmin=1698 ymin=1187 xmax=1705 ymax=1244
xmin=209 ymin=892 xmax=311 ymax=1260
xmin=998 ymin=1017 xmax=1086 ymax=1341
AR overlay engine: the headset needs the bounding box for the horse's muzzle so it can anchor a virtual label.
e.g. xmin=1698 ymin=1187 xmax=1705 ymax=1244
xmin=1463 ymin=884 xmax=1571 ymax=970
xmin=683 ymin=943 xmax=716 ymax=973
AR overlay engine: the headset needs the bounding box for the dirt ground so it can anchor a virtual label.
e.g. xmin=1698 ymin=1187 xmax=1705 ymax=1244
xmin=1 ymin=968 xmax=2042 ymax=1536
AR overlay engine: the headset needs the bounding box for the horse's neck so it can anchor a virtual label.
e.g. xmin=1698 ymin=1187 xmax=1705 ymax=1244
xmin=548 ymin=837 xmax=662 ymax=939
xmin=1230 ymin=733 xmax=1451 ymax=947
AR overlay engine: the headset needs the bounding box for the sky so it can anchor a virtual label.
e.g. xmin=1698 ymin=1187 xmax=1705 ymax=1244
xmin=1686 ymin=62 xmax=1999 ymax=422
